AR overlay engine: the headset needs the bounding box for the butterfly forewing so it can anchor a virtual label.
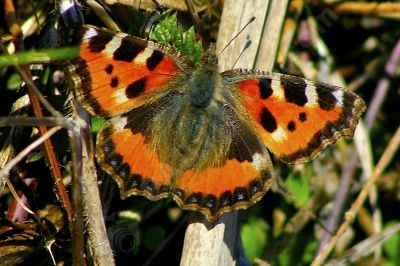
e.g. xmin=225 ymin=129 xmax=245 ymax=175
xmin=224 ymin=70 xmax=366 ymax=164
xmin=67 ymin=25 xmax=190 ymax=117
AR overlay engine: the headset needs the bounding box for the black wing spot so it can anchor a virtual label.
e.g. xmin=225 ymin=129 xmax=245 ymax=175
xmin=202 ymin=195 xmax=218 ymax=214
xmin=260 ymin=108 xmax=277 ymax=133
xmin=233 ymin=187 xmax=249 ymax=202
xmin=126 ymin=78 xmax=146 ymax=98
xmin=88 ymin=32 xmax=113 ymax=53
xmin=105 ymin=64 xmax=113 ymax=74
xmin=281 ymin=76 xmax=308 ymax=106
xmin=249 ymin=180 xmax=262 ymax=196
xmin=126 ymin=174 xmax=142 ymax=188
xmin=110 ymin=77 xmax=119 ymax=88
xmin=259 ymin=78 xmax=273 ymax=99
xmin=298 ymin=112 xmax=307 ymax=122
xmin=185 ymin=193 xmax=203 ymax=204
xmin=113 ymin=37 xmax=143 ymax=62
xmin=146 ymin=50 xmax=164 ymax=71
xmin=287 ymin=121 xmax=296 ymax=132
xmin=316 ymin=84 xmax=338 ymax=110
xmin=118 ymin=163 xmax=131 ymax=178
xmin=142 ymin=179 xmax=156 ymax=194
xmin=107 ymin=154 xmax=122 ymax=169
xmin=219 ymin=191 xmax=233 ymax=207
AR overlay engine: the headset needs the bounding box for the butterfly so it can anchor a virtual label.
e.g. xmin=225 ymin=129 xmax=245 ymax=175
xmin=67 ymin=25 xmax=366 ymax=222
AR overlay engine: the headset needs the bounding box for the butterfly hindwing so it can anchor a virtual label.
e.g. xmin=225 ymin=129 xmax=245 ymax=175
xmin=68 ymin=25 xmax=192 ymax=116
xmin=174 ymin=103 xmax=274 ymax=220
xmin=224 ymin=70 xmax=366 ymax=164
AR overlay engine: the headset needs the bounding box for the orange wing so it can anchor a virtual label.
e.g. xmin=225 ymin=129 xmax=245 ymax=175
xmin=223 ymin=70 xmax=366 ymax=164
xmin=67 ymin=25 xmax=191 ymax=116
xmin=174 ymin=156 xmax=273 ymax=221
xmin=96 ymin=116 xmax=174 ymax=201
xmin=96 ymin=97 xmax=274 ymax=222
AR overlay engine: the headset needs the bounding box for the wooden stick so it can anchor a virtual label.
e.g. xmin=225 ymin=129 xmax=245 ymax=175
xmin=180 ymin=0 xmax=289 ymax=265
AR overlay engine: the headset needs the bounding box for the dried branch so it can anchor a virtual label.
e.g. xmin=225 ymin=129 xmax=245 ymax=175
xmin=312 ymin=126 xmax=400 ymax=265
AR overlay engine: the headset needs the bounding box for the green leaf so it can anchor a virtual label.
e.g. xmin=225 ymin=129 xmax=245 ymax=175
xmin=91 ymin=117 xmax=106 ymax=133
xmin=383 ymin=221 xmax=400 ymax=264
xmin=6 ymin=73 xmax=22 ymax=90
xmin=277 ymin=233 xmax=317 ymax=266
xmin=285 ymin=171 xmax=311 ymax=208
xmin=151 ymin=13 xmax=203 ymax=64
xmin=26 ymin=150 xmax=44 ymax=163
xmin=241 ymin=217 xmax=269 ymax=261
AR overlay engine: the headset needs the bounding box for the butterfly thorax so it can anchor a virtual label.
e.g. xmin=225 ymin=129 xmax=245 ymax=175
xmin=187 ymin=45 xmax=220 ymax=108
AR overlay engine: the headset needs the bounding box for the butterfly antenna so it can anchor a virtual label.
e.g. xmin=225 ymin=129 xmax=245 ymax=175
xmin=217 ymin=16 xmax=255 ymax=57
xmin=231 ymin=39 xmax=252 ymax=69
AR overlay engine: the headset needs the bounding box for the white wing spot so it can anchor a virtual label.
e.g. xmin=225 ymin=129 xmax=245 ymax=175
xmin=332 ymin=90 xmax=344 ymax=105
xmin=113 ymin=116 xmax=128 ymax=130
xmin=113 ymin=90 xmax=129 ymax=104
xmin=134 ymin=48 xmax=153 ymax=64
xmin=252 ymin=153 xmax=266 ymax=171
xmin=82 ymin=28 xmax=98 ymax=41
xmin=271 ymin=127 xmax=288 ymax=142
xmin=105 ymin=36 xmax=125 ymax=55
xmin=305 ymin=80 xmax=317 ymax=106
xmin=272 ymin=79 xmax=284 ymax=99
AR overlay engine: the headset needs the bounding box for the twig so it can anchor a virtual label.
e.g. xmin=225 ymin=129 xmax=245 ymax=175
xmin=324 ymin=223 xmax=400 ymax=265
xmin=312 ymin=126 xmax=400 ymax=266
xmin=0 ymin=11 xmax=72 ymax=225
xmin=0 ymin=126 xmax=62 ymax=186
xmin=365 ymin=39 xmax=400 ymax=130
xmin=3 ymin=0 xmax=22 ymax=37
xmin=263 ymin=189 xmax=329 ymax=261
xmin=104 ymin=0 xmax=187 ymax=11
xmin=184 ymin=0 xmax=207 ymax=46
xmin=0 ymin=48 xmax=61 ymax=118
xmin=314 ymin=21 xmax=400 ymax=263
xmin=276 ymin=0 xmax=304 ymax=67
xmin=70 ymin=99 xmax=116 ymax=266
xmin=333 ymin=2 xmax=400 ymax=16
xmin=0 ymin=117 xmax=68 ymax=127
xmin=67 ymin=120 xmax=86 ymax=266
xmin=86 ymin=0 xmax=121 ymax=31
xmin=316 ymin=149 xmax=358 ymax=254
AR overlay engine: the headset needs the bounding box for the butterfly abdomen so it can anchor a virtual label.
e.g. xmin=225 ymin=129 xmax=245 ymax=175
xmin=151 ymin=96 xmax=231 ymax=171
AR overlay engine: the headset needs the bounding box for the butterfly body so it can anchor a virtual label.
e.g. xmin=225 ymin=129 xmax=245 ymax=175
xmin=68 ymin=25 xmax=366 ymax=221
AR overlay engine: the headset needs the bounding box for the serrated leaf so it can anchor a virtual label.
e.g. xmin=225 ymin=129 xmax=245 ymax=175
xmin=151 ymin=13 xmax=203 ymax=64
